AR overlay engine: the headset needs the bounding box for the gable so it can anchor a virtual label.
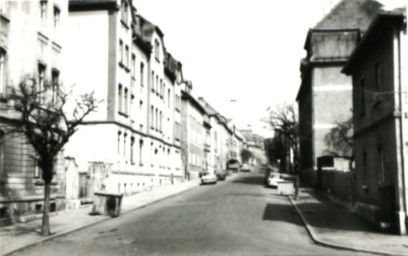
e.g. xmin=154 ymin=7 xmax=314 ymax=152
xmin=314 ymin=0 xmax=382 ymax=32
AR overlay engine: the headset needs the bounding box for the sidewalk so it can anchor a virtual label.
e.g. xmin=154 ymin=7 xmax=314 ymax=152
xmin=289 ymin=188 xmax=408 ymax=256
xmin=0 ymin=180 xmax=200 ymax=256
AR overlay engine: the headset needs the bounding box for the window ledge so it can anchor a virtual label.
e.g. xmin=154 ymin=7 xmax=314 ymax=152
xmin=34 ymin=180 xmax=58 ymax=186
xmin=0 ymin=12 xmax=10 ymax=23
xmin=118 ymin=111 xmax=128 ymax=118
xmin=121 ymin=20 xmax=129 ymax=30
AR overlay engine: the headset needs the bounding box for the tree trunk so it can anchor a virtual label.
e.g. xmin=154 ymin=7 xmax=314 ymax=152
xmin=41 ymin=181 xmax=51 ymax=236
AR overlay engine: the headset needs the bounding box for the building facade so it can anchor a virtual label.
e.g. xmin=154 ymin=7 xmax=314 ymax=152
xmin=65 ymin=0 xmax=183 ymax=196
xmin=297 ymin=0 xmax=382 ymax=185
xmin=180 ymin=87 xmax=209 ymax=180
xmin=0 ymin=0 xmax=67 ymax=225
xmin=343 ymin=9 xmax=408 ymax=234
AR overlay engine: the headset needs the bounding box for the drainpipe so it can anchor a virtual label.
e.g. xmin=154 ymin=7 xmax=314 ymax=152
xmin=395 ymin=24 xmax=407 ymax=235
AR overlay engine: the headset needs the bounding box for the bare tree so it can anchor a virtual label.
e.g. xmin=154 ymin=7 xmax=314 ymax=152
xmin=5 ymin=77 xmax=98 ymax=236
xmin=268 ymin=103 xmax=300 ymax=199
xmin=240 ymin=148 xmax=253 ymax=164
xmin=324 ymin=117 xmax=354 ymax=170
xmin=268 ymin=103 xmax=299 ymax=172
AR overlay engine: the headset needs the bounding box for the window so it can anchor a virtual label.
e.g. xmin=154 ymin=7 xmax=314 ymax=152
xmin=38 ymin=63 xmax=46 ymax=104
xmin=130 ymin=137 xmax=135 ymax=164
xmin=51 ymin=69 xmax=59 ymax=103
xmin=360 ymin=77 xmax=365 ymax=115
xmin=154 ymin=39 xmax=160 ymax=61
xmin=139 ymin=139 xmax=144 ymax=165
xmin=119 ymin=40 xmax=123 ymax=64
xmin=140 ymin=62 xmax=144 ymax=86
xmin=155 ymin=108 xmax=158 ymax=130
xmin=151 ymin=71 xmax=154 ymax=92
xmin=125 ymin=45 xmax=129 ymax=68
xmin=0 ymin=49 xmax=5 ymax=94
xmin=40 ymin=0 xmax=47 ymax=31
xmin=118 ymin=84 xmax=123 ymax=113
xmin=34 ymin=164 xmax=41 ymax=179
xmin=53 ymin=5 xmax=60 ymax=30
xmin=168 ymin=89 xmax=171 ymax=107
xmin=155 ymin=75 xmax=158 ymax=94
xmin=123 ymin=133 xmax=127 ymax=157
xmin=131 ymin=54 xmax=136 ymax=77
xmin=124 ymin=88 xmax=128 ymax=114
xmin=117 ymin=131 xmax=121 ymax=155
xmin=150 ymin=105 xmax=154 ymax=129
xmin=121 ymin=0 xmax=128 ymax=24
xmin=159 ymin=111 xmax=162 ymax=132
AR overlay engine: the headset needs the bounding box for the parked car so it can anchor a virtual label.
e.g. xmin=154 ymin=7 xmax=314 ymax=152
xmin=266 ymin=173 xmax=284 ymax=188
xmin=241 ymin=163 xmax=251 ymax=172
xmin=216 ymin=170 xmax=226 ymax=181
xmin=201 ymin=172 xmax=217 ymax=185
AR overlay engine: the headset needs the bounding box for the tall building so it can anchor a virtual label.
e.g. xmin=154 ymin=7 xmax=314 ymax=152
xmin=296 ymin=0 xmax=382 ymax=185
xmin=343 ymin=9 xmax=407 ymax=234
xmin=0 ymin=0 xmax=68 ymax=226
xmin=65 ymin=0 xmax=183 ymax=195
xmin=180 ymin=84 xmax=210 ymax=180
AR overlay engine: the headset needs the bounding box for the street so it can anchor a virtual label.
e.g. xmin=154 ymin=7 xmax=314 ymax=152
xmin=12 ymin=172 xmax=374 ymax=256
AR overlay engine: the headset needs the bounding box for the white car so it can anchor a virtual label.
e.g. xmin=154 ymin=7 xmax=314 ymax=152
xmin=267 ymin=173 xmax=284 ymax=188
xmin=201 ymin=172 xmax=217 ymax=185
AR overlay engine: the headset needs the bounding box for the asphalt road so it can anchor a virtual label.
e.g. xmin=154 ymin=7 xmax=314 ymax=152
xmin=12 ymin=172 xmax=374 ymax=256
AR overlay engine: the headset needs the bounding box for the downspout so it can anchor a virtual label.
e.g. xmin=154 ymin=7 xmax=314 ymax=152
xmin=395 ymin=23 xmax=407 ymax=235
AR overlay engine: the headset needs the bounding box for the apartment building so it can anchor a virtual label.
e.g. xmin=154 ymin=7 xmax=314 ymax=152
xmin=65 ymin=0 xmax=183 ymax=195
xmin=296 ymin=0 xmax=382 ymax=185
xmin=343 ymin=9 xmax=407 ymax=234
xmin=0 ymin=0 xmax=68 ymax=226
xmin=180 ymin=85 xmax=210 ymax=180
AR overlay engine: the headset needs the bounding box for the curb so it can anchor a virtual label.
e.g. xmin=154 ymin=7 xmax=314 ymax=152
xmin=3 ymin=182 xmax=199 ymax=256
xmin=288 ymin=196 xmax=408 ymax=256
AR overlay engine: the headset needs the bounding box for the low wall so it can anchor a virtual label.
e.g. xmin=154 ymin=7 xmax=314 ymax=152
xmin=320 ymin=170 xmax=354 ymax=202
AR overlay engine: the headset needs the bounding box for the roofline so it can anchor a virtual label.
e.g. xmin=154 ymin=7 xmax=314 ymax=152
xmin=343 ymin=10 xmax=405 ymax=74
xmin=181 ymin=90 xmax=207 ymax=116
xmin=69 ymin=0 xmax=119 ymax=11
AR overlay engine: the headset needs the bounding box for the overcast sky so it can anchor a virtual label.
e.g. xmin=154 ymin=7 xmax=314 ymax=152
xmin=134 ymin=0 xmax=406 ymax=138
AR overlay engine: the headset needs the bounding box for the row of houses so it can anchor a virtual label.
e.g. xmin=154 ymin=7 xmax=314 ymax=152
xmin=296 ymin=0 xmax=408 ymax=234
xmin=0 ymin=0 xmax=253 ymax=226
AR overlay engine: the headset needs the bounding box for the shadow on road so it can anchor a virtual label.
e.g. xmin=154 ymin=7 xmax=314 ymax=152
xmin=262 ymin=203 xmax=302 ymax=226
xmin=295 ymin=191 xmax=378 ymax=233
xmin=232 ymin=174 xmax=264 ymax=186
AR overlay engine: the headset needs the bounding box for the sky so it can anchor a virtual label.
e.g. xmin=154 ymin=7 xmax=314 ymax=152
xmin=134 ymin=0 xmax=406 ymax=138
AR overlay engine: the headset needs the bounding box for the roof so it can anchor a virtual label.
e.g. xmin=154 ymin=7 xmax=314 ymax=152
xmin=181 ymin=90 xmax=207 ymax=116
xmin=343 ymin=9 xmax=405 ymax=74
xmin=135 ymin=15 xmax=164 ymax=44
xmin=304 ymin=0 xmax=382 ymax=50
xmin=314 ymin=0 xmax=382 ymax=31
